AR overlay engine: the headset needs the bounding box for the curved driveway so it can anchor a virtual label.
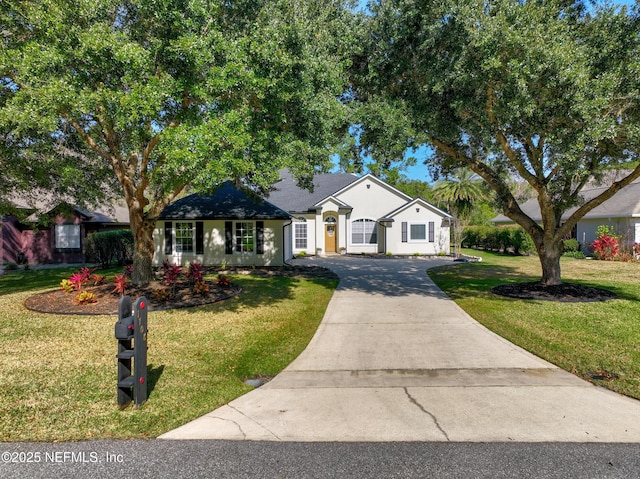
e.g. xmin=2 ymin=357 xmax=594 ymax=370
xmin=160 ymin=256 xmax=640 ymax=442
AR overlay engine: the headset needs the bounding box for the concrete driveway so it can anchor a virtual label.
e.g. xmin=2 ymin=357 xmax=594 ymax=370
xmin=160 ymin=256 xmax=640 ymax=442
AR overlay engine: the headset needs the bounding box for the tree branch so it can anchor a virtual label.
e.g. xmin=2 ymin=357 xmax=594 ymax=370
xmin=430 ymin=136 xmax=542 ymax=236
xmin=485 ymin=88 xmax=542 ymax=190
xmin=560 ymin=163 xmax=640 ymax=238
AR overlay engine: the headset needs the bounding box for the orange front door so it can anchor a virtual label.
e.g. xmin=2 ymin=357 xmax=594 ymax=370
xmin=324 ymin=224 xmax=336 ymax=253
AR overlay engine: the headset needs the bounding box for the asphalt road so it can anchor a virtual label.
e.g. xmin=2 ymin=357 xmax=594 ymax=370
xmin=1 ymin=440 xmax=639 ymax=478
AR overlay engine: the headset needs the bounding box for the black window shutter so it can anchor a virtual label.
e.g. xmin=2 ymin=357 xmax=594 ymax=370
xmin=429 ymin=222 xmax=435 ymax=242
xmin=196 ymin=221 xmax=204 ymax=254
xmin=401 ymin=222 xmax=408 ymax=243
xmin=164 ymin=222 xmax=173 ymax=254
xmin=225 ymin=221 xmax=233 ymax=254
xmin=256 ymin=221 xmax=264 ymax=255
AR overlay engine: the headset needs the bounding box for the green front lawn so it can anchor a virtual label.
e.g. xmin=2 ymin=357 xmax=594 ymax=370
xmin=428 ymin=249 xmax=640 ymax=400
xmin=0 ymin=268 xmax=337 ymax=441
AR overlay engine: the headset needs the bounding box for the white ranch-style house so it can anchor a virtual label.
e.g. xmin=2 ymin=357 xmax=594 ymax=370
xmin=154 ymin=171 xmax=451 ymax=267
xmin=266 ymin=170 xmax=451 ymax=257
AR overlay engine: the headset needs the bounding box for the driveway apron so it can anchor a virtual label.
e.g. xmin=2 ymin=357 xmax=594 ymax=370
xmin=160 ymin=256 xmax=640 ymax=442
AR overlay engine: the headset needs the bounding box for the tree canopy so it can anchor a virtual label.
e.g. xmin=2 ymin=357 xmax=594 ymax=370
xmin=1 ymin=0 xmax=354 ymax=283
xmin=356 ymin=0 xmax=640 ymax=284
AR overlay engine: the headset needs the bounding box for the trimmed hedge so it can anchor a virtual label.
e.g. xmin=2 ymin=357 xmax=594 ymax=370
xmin=462 ymin=226 xmax=536 ymax=255
xmin=85 ymin=229 xmax=134 ymax=267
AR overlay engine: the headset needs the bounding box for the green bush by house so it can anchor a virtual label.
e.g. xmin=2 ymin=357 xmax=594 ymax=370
xmin=85 ymin=230 xmax=134 ymax=267
xmin=462 ymin=226 xmax=535 ymax=255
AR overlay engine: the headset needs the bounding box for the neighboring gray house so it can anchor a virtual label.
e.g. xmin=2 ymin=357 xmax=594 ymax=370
xmin=492 ymin=178 xmax=640 ymax=249
xmin=266 ymin=170 xmax=451 ymax=256
xmin=154 ymin=181 xmax=293 ymax=267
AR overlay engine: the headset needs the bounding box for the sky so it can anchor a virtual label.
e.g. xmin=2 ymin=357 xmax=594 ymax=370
xmin=349 ymin=0 xmax=638 ymax=183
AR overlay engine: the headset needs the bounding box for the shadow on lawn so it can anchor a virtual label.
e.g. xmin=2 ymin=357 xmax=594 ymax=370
xmin=0 ymin=266 xmax=122 ymax=296
xmin=174 ymin=273 xmax=338 ymax=316
xmin=428 ymin=262 xmax=638 ymax=302
xmin=146 ymin=364 xmax=165 ymax=399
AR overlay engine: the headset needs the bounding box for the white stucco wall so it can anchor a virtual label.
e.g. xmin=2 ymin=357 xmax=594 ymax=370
xmin=336 ymin=179 xmax=408 ymax=220
xmin=154 ymin=219 xmax=288 ymax=267
xmin=336 ymin=178 xmax=409 ymax=254
xmin=385 ymin=205 xmax=450 ymax=255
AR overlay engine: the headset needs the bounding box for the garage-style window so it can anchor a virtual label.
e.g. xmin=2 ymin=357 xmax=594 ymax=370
xmin=351 ymin=219 xmax=377 ymax=244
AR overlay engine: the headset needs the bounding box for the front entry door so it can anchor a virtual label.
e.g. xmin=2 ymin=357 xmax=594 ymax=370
xmin=324 ymin=223 xmax=336 ymax=253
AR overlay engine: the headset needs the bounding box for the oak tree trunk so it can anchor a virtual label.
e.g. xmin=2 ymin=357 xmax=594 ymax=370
xmin=535 ymin=237 xmax=563 ymax=286
xmin=129 ymin=208 xmax=155 ymax=287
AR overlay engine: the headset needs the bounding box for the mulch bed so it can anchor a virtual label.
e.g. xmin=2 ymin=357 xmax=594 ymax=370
xmin=24 ymin=265 xmax=338 ymax=316
xmin=492 ymin=282 xmax=617 ymax=302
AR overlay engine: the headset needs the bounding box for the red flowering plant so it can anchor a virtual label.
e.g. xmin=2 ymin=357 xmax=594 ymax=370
xmin=112 ymin=273 xmax=130 ymax=296
xmin=162 ymin=263 xmax=183 ymax=297
xmin=67 ymin=267 xmax=96 ymax=291
xmin=591 ymin=226 xmax=620 ymax=261
xmin=193 ymin=281 xmax=210 ymax=296
xmin=186 ymin=262 xmax=204 ymax=285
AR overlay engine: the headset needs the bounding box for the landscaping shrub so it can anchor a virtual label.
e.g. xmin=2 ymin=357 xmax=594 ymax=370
xmin=510 ymin=228 xmax=536 ymax=255
xmin=591 ymin=225 xmax=621 ymax=261
xmin=186 ymin=262 xmax=204 ymax=285
xmin=84 ymin=230 xmax=134 ymax=267
xmin=152 ymin=288 xmax=172 ymax=302
xmin=563 ymin=238 xmax=580 ymax=253
xmin=74 ymin=291 xmax=97 ymax=305
xmin=463 ymin=225 xmax=535 ymax=255
xmin=60 ymin=279 xmax=74 ymax=293
xmin=193 ymin=281 xmax=210 ymax=295
xmin=592 ymin=234 xmax=620 ymax=260
xmin=112 ymin=273 xmax=129 ymax=296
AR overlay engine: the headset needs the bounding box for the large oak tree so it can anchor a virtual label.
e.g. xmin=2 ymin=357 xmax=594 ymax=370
xmin=1 ymin=0 xmax=354 ymax=284
xmin=356 ymin=0 xmax=640 ymax=285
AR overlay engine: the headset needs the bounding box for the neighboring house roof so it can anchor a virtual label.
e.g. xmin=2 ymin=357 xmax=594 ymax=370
xmin=159 ymin=181 xmax=292 ymax=220
xmin=5 ymin=195 xmax=129 ymax=225
xmin=266 ymin=169 xmax=359 ymax=213
xmin=492 ymin=179 xmax=640 ymax=223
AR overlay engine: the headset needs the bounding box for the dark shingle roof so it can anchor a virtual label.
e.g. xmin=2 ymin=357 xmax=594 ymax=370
xmin=159 ymin=181 xmax=291 ymax=220
xmin=265 ymin=169 xmax=359 ymax=213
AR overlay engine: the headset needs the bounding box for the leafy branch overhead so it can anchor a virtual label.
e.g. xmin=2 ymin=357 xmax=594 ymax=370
xmin=356 ymin=0 xmax=640 ymax=285
xmin=0 ymin=0 xmax=355 ymax=285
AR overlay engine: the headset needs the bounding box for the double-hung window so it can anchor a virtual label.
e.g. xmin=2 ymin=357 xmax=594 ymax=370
xmin=295 ymin=223 xmax=307 ymax=249
xmin=175 ymin=222 xmax=194 ymax=253
xmin=235 ymin=222 xmax=255 ymax=253
xmin=224 ymin=221 xmax=264 ymax=255
xmin=165 ymin=221 xmax=203 ymax=255
xmin=351 ymin=219 xmax=377 ymax=244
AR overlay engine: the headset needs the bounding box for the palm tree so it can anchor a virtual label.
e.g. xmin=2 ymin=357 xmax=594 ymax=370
xmin=433 ymin=168 xmax=487 ymax=258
